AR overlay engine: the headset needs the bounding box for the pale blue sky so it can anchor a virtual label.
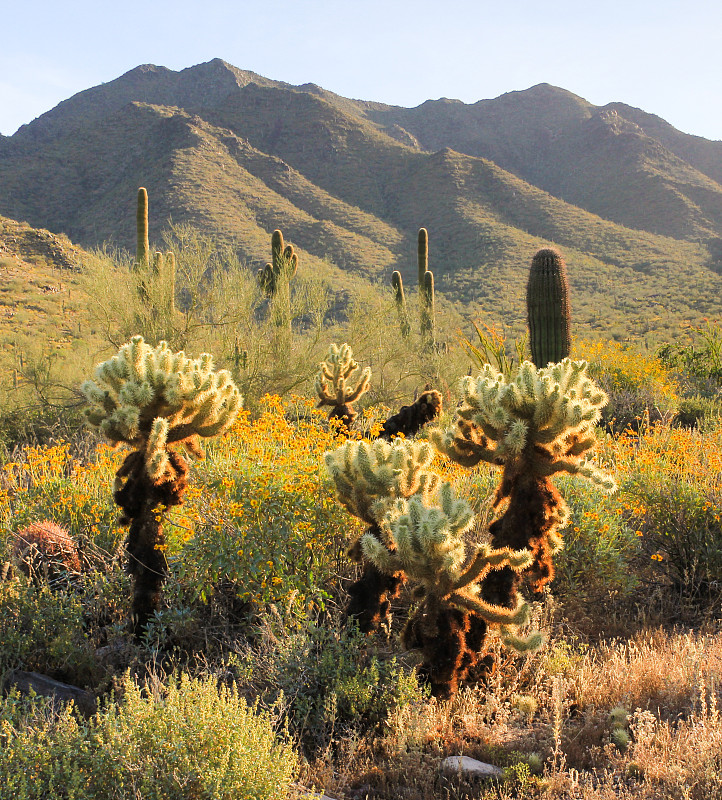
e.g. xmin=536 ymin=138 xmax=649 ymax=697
xmin=2 ymin=0 xmax=721 ymax=140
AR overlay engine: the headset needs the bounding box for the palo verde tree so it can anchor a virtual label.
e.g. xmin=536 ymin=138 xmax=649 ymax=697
xmin=433 ymin=359 xmax=616 ymax=613
xmin=81 ymin=336 xmax=242 ymax=635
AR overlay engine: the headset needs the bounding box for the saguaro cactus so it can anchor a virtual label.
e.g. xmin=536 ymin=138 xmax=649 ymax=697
xmin=81 ymin=336 xmax=242 ymax=634
xmin=417 ymin=228 xmax=436 ymax=349
xmin=433 ymin=359 xmax=616 ymax=613
xmin=391 ymin=271 xmax=411 ymax=339
xmin=526 ymin=248 xmax=571 ymax=367
xmin=136 ymin=187 xmax=150 ymax=271
xmin=314 ymin=342 xmax=371 ymax=431
xmin=258 ymin=229 xmax=298 ymax=333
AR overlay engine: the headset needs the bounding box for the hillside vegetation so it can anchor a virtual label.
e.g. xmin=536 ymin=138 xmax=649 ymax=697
xmin=1 ymin=59 xmax=721 ymax=345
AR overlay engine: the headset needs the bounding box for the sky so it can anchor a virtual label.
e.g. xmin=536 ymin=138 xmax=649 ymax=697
xmin=2 ymin=0 xmax=722 ymax=140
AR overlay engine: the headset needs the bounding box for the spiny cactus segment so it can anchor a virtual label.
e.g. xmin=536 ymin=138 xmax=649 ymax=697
xmin=82 ymin=336 xmax=242 ymax=634
xmin=527 ymin=248 xmax=572 ymax=367
xmin=314 ymin=342 xmax=371 ymax=431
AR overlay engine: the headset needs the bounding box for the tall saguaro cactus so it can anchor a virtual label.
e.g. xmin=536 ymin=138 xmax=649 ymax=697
xmin=136 ymin=187 xmax=150 ymax=271
xmin=81 ymin=337 xmax=242 ymax=634
xmin=391 ymin=271 xmax=411 ymax=339
xmin=417 ymin=228 xmax=436 ymax=349
xmin=526 ymin=248 xmax=571 ymax=367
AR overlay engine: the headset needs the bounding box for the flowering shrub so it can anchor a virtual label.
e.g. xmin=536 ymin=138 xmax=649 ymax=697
xmin=577 ymin=339 xmax=680 ymax=432
xmin=177 ymin=395 xmax=351 ymax=607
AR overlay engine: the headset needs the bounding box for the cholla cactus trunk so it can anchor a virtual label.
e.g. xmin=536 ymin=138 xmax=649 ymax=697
xmin=482 ymin=471 xmax=566 ymax=610
xmin=114 ymin=449 xmax=189 ymax=634
xmin=403 ymin=603 xmax=490 ymax=698
xmin=379 ymin=388 xmax=442 ymax=440
xmin=346 ymin=525 xmax=405 ymax=634
xmin=527 ymin=248 xmax=571 ymax=367
xmin=136 ymin=188 xmax=150 ymax=271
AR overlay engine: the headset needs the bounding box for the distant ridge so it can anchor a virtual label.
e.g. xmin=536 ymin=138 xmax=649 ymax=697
xmin=0 ymin=58 xmax=720 ymax=341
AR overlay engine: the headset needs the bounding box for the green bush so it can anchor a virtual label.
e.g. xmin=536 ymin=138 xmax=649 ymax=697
xmin=627 ymin=477 xmax=722 ymax=605
xmin=552 ymin=476 xmax=640 ymax=603
xmin=0 ymin=580 xmax=99 ymax=687
xmin=232 ymin=609 xmax=427 ymax=754
xmin=0 ymin=673 xmax=297 ymax=800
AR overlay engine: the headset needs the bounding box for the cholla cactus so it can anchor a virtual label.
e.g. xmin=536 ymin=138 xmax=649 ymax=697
xmin=359 ymin=483 xmax=539 ymax=696
xmin=324 ymin=438 xmax=439 ymax=632
xmin=82 ymin=336 xmax=242 ymax=634
xmin=434 ymin=358 xmax=615 ymax=605
xmin=314 ymin=343 xmax=371 ymax=431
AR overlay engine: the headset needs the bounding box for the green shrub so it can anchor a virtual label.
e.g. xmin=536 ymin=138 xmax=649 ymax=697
xmin=552 ymin=475 xmax=640 ymax=602
xmin=657 ymin=319 xmax=722 ymax=397
xmin=627 ymin=477 xmax=722 ymax=605
xmin=0 ymin=673 xmax=297 ymax=800
xmin=0 ymin=580 xmax=99 ymax=687
xmin=232 ymin=609 xmax=427 ymax=754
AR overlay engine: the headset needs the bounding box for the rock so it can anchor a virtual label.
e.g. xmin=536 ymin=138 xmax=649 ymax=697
xmin=442 ymin=756 xmax=504 ymax=779
xmin=2 ymin=670 xmax=97 ymax=716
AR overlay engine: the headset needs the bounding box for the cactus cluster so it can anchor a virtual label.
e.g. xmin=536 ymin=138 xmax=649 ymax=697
xmin=325 ymin=438 xmax=542 ymax=696
xmin=82 ymin=336 xmax=242 ymax=633
xmin=258 ymin=229 xmax=298 ymax=297
xmin=314 ymin=343 xmax=371 ymax=431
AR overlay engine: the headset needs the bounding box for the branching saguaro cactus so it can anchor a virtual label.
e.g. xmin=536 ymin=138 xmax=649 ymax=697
xmin=314 ymin=343 xmax=371 ymax=431
xmin=418 ymin=228 xmax=436 ymax=350
xmin=258 ymin=229 xmax=298 ymax=332
xmin=362 ymin=483 xmax=539 ymax=697
xmin=133 ymin=187 xmax=177 ymax=322
xmin=324 ymin=438 xmax=440 ymax=633
xmin=81 ymin=336 xmax=242 ymax=635
xmin=527 ymin=248 xmax=571 ymax=367
xmin=433 ymin=359 xmax=616 ymax=613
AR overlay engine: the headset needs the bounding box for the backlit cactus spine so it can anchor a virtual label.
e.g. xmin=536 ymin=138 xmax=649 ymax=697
xmin=526 ymin=248 xmax=571 ymax=367
xmin=81 ymin=336 xmax=242 ymax=635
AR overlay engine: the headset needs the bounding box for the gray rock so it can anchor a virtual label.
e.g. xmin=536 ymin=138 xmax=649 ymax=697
xmin=442 ymin=755 xmax=504 ymax=779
